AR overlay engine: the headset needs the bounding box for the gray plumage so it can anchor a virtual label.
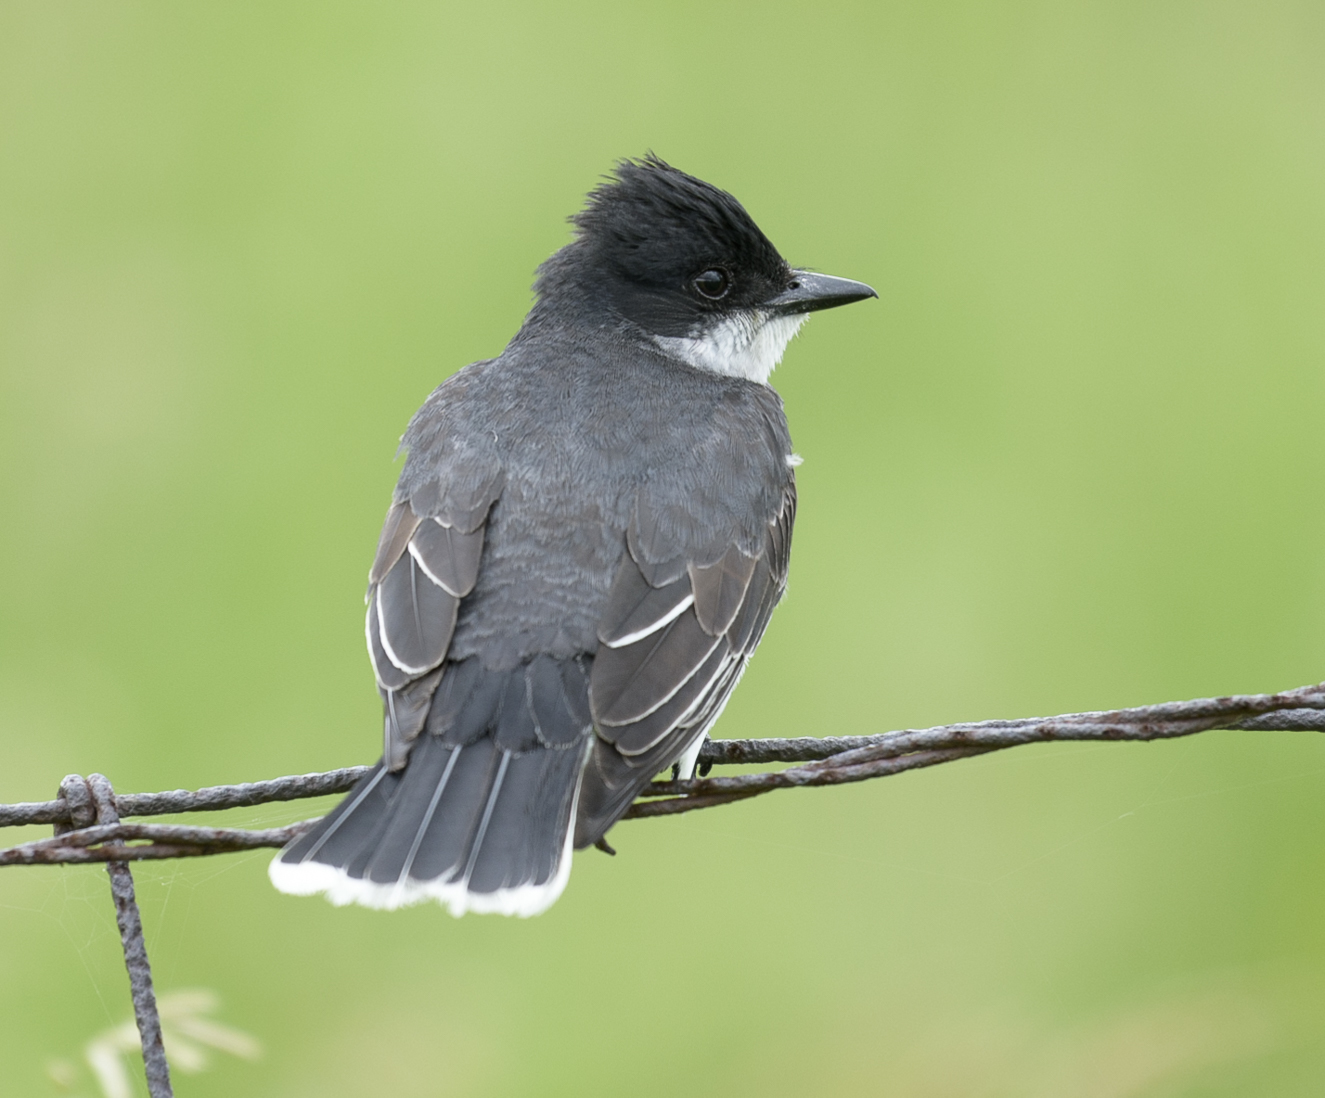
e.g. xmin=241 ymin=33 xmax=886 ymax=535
xmin=270 ymin=155 xmax=874 ymax=916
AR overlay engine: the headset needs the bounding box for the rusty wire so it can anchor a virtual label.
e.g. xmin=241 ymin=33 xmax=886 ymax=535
xmin=3 ymin=682 xmax=1322 ymax=864
xmin=3 ymin=682 xmax=1322 ymax=1098
xmin=58 ymin=775 xmax=176 ymax=1098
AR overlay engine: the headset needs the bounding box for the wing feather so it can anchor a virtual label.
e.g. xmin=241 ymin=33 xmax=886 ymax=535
xmin=409 ymin=519 xmax=485 ymax=598
xmin=590 ymin=608 xmax=722 ymax=726
xmin=369 ymin=500 xmax=422 ymax=587
xmin=596 ymin=559 xmax=694 ymax=648
xmin=577 ymin=480 xmax=796 ymax=848
xmin=609 ymin=644 xmax=730 ymax=756
xmin=364 ymin=481 xmax=500 ymax=772
xmin=689 ymin=545 xmax=759 ymax=636
xmin=366 ymin=590 xmax=412 ymax=690
xmin=625 ymin=496 xmax=689 ymax=587
xmin=376 ymin=552 xmax=459 ymax=675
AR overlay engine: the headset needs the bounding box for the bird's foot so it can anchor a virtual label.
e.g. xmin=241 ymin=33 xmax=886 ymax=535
xmin=672 ymin=732 xmax=708 ymax=781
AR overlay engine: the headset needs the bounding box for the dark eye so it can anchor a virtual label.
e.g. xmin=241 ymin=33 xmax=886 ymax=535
xmin=693 ymin=269 xmax=731 ymax=300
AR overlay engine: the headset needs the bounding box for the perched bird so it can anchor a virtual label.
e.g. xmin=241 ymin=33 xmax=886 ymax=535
xmin=269 ymin=156 xmax=875 ymax=916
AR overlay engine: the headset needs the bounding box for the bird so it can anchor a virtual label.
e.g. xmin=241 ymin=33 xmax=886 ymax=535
xmin=269 ymin=155 xmax=875 ymax=916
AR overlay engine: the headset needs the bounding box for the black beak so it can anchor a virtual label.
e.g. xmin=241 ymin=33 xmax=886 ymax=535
xmin=766 ymin=270 xmax=878 ymax=316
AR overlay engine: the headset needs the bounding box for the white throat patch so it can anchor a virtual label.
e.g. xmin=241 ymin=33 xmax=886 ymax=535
xmin=653 ymin=311 xmax=807 ymax=385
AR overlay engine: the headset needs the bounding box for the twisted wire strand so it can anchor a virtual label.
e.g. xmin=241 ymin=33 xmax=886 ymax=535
xmin=2 ymin=684 xmax=1320 ymax=863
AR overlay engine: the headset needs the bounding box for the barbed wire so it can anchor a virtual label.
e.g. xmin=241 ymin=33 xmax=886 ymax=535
xmin=4 ymin=682 xmax=1322 ymax=861
xmin=5 ymin=680 xmax=1323 ymax=1098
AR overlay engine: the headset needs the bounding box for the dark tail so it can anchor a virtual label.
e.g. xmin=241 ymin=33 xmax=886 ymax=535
xmin=270 ymin=656 xmax=594 ymax=916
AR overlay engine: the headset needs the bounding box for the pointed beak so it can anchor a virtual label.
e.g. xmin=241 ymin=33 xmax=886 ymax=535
xmin=766 ymin=270 xmax=878 ymax=316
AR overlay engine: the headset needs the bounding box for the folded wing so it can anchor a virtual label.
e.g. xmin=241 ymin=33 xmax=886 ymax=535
xmin=366 ymin=462 xmax=503 ymax=770
xmin=576 ymin=480 xmax=796 ymax=847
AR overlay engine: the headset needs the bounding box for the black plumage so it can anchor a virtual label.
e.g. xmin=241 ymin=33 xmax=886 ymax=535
xmin=270 ymin=155 xmax=874 ymax=915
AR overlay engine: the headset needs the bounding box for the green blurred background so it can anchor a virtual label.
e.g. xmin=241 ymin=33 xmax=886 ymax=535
xmin=2 ymin=2 xmax=1324 ymax=1095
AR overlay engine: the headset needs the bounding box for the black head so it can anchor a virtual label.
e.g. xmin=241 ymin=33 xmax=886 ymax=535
xmin=560 ymin=155 xmax=791 ymax=337
xmin=536 ymin=156 xmax=875 ymax=340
